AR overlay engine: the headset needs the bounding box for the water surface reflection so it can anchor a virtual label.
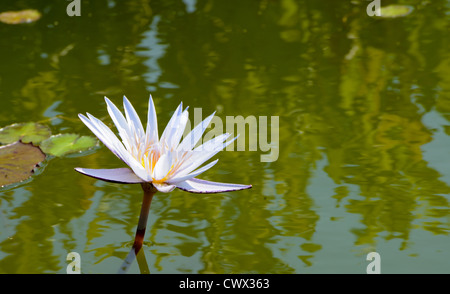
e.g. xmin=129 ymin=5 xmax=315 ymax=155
xmin=0 ymin=0 xmax=449 ymax=273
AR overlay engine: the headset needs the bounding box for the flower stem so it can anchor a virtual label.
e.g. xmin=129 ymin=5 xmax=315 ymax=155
xmin=132 ymin=182 xmax=157 ymax=254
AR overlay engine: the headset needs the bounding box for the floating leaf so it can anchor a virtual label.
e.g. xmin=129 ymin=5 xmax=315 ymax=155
xmin=0 ymin=9 xmax=41 ymax=24
xmin=0 ymin=122 xmax=51 ymax=145
xmin=40 ymin=134 xmax=98 ymax=157
xmin=379 ymin=5 xmax=414 ymax=18
xmin=0 ymin=141 xmax=46 ymax=187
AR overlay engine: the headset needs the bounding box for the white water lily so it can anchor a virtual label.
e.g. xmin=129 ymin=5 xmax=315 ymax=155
xmin=75 ymin=95 xmax=252 ymax=194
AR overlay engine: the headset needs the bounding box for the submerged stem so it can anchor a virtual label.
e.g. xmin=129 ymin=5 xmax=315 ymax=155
xmin=133 ymin=182 xmax=157 ymax=254
xmin=118 ymin=183 xmax=156 ymax=274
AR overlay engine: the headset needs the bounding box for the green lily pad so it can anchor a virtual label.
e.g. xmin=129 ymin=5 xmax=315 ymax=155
xmin=0 ymin=9 xmax=41 ymax=24
xmin=0 ymin=141 xmax=46 ymax=187
xmin=379 ymin=5 xmax=414 ymax=18
xmin=40 ymin=134 xmax=98 ymax=157
xmin=0 ymin=122 xmax=52 ymax=145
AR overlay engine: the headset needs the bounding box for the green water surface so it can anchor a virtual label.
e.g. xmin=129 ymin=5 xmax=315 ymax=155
xmin=0 ymin=0 xmax=449 ymax=274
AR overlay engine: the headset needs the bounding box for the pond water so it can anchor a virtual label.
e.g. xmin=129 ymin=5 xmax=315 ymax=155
xmin=0 ymin=0 xmax=449 ymax=274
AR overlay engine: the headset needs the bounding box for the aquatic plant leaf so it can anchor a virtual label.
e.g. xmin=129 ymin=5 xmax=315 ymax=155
xmin=0 ymin=122 xmax=52 ymax=145
xmin=0 ymin=9 xmax=41 ymax=24
xmin=379 ymin=5 xmax=414 ymax=18
xmin=0 ymin=141 xmax=46 ymax=187
xmin=40 ymin=134 xmax=98 ymax=157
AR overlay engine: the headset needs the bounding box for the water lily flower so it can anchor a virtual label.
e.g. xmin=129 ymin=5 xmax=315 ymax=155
xmin=76 ymin=95 xmax=251 ymax=266
xmin=76 ymin=95 xmax=252 ymax=261
xmin=75 ymin=95 xmax=252 ymax=193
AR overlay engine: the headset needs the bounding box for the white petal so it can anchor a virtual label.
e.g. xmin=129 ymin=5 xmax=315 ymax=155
xmin=177 ymin=111 xmax=215 ymax=152
xmin=78 ymin=113 xmax=127 ymax=162
xmin=145 ymin=94 xmax=159 ymax=146
xmin=85 ymin=113 xmax=137 ymax=164
xmin=75 ymin=167 xmax=144 ymax=184
xmin=79 ymin=113 xmax=151 ymax=181
xmin=194 ymin=133 xmax=232 ymax=152
xmin=153 ymin=153 xmax=172 ymax=180
xmin=153 ymin=183 xmax=176 ymax=193
xmin=176 ymin=178 xmax=252 ymax=194
xmin=123 ymin=95 xmax=145 ymax=139
xmin=170 ymin=108 xmax=189 ymax=149
xmin=105 ymin=97 xmax=131 ymax=143
xmin=173 ymin=134 xmax=234 ymax=178
xmin=126 ymin=157 xmax=152 ymax=182
xmin=167 ymin=159 xmax=218 ymax=184
xmin=160 ymin=102 xmax=183 ymax=147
